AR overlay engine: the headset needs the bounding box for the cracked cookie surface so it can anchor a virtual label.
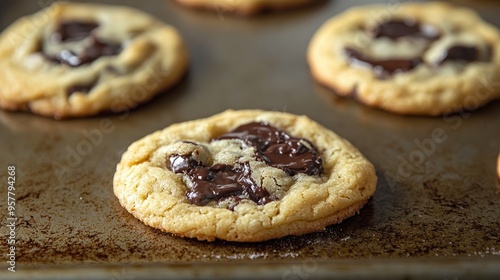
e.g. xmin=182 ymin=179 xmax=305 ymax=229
xmin=113 ymin=110 xmax=377 ymax=242
xmin=308 ymin=2 xmax=500 ymax=116
xmin=0 ymin=3 xmax=188 ymax=119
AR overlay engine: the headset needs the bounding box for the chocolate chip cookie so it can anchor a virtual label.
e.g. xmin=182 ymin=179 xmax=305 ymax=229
xmin=308 ymin=2 xmax=500 ymax=116
xmin=0 ymin=3 xmax=188 ymax=119
xmin=175 ymin=0 xmax=316 ymax=16
xmin=113 ymin=110 xmax=377 ymax=242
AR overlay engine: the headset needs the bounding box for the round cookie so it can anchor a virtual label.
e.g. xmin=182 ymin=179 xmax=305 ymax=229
xmin=175 ymin=0 xmax=316 ymax=16
xmin=113 ymin=110 xmax=377 ymax=242
xmin=0 ymin=3 xmax=188 ymax=119
xmin=308 ymin=2 xmax=500 ymax=116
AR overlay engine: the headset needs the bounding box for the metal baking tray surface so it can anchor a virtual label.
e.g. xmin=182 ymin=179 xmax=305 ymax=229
xmin=0 ymin=0 xmax=499 ymax=279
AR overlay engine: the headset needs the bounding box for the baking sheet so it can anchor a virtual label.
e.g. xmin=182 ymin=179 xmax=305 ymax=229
xmin=0 ymin=0 xmax=499 ymax=279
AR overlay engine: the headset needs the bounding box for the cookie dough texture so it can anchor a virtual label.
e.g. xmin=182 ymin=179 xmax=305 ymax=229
xmin=307 ymin=2 xmax=500 ymax=116
xmin=175 ymin=0 xmax=316 ymax=16
xmin=0 ymin=3 xmax=188 ymax=119
xmin=113 ymin=110 xmax=377 ymax=242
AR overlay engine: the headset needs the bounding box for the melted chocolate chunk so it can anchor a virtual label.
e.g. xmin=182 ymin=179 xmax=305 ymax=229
xmin=437 ymin=45 xmax=480 ymax=65
xmin=48 ymin=36 xmax=121 ymax=67
xmin=166 ymin=123 xmax=323 ymax=207
xmin=45 ymin=21 xmax=121 ymax=67
xmin=344 ymin=19 xmax=440 ymax=77
xmin=167 ymin=155 xmax=272 ymax=206
xmin=344 ymin=47 xmax=421 ymax=77
xmin=216 ymin=122 xmax=323 ymax=176
xmin=372 ymin=19 xmax=439 ymax=40
xmin=167 ymin=154 xmax=201 ymax=174
xmin=80 ymin=37 xmax=121 ymax=64
xmin=52 ymin=21 xmax=98 ymax=42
